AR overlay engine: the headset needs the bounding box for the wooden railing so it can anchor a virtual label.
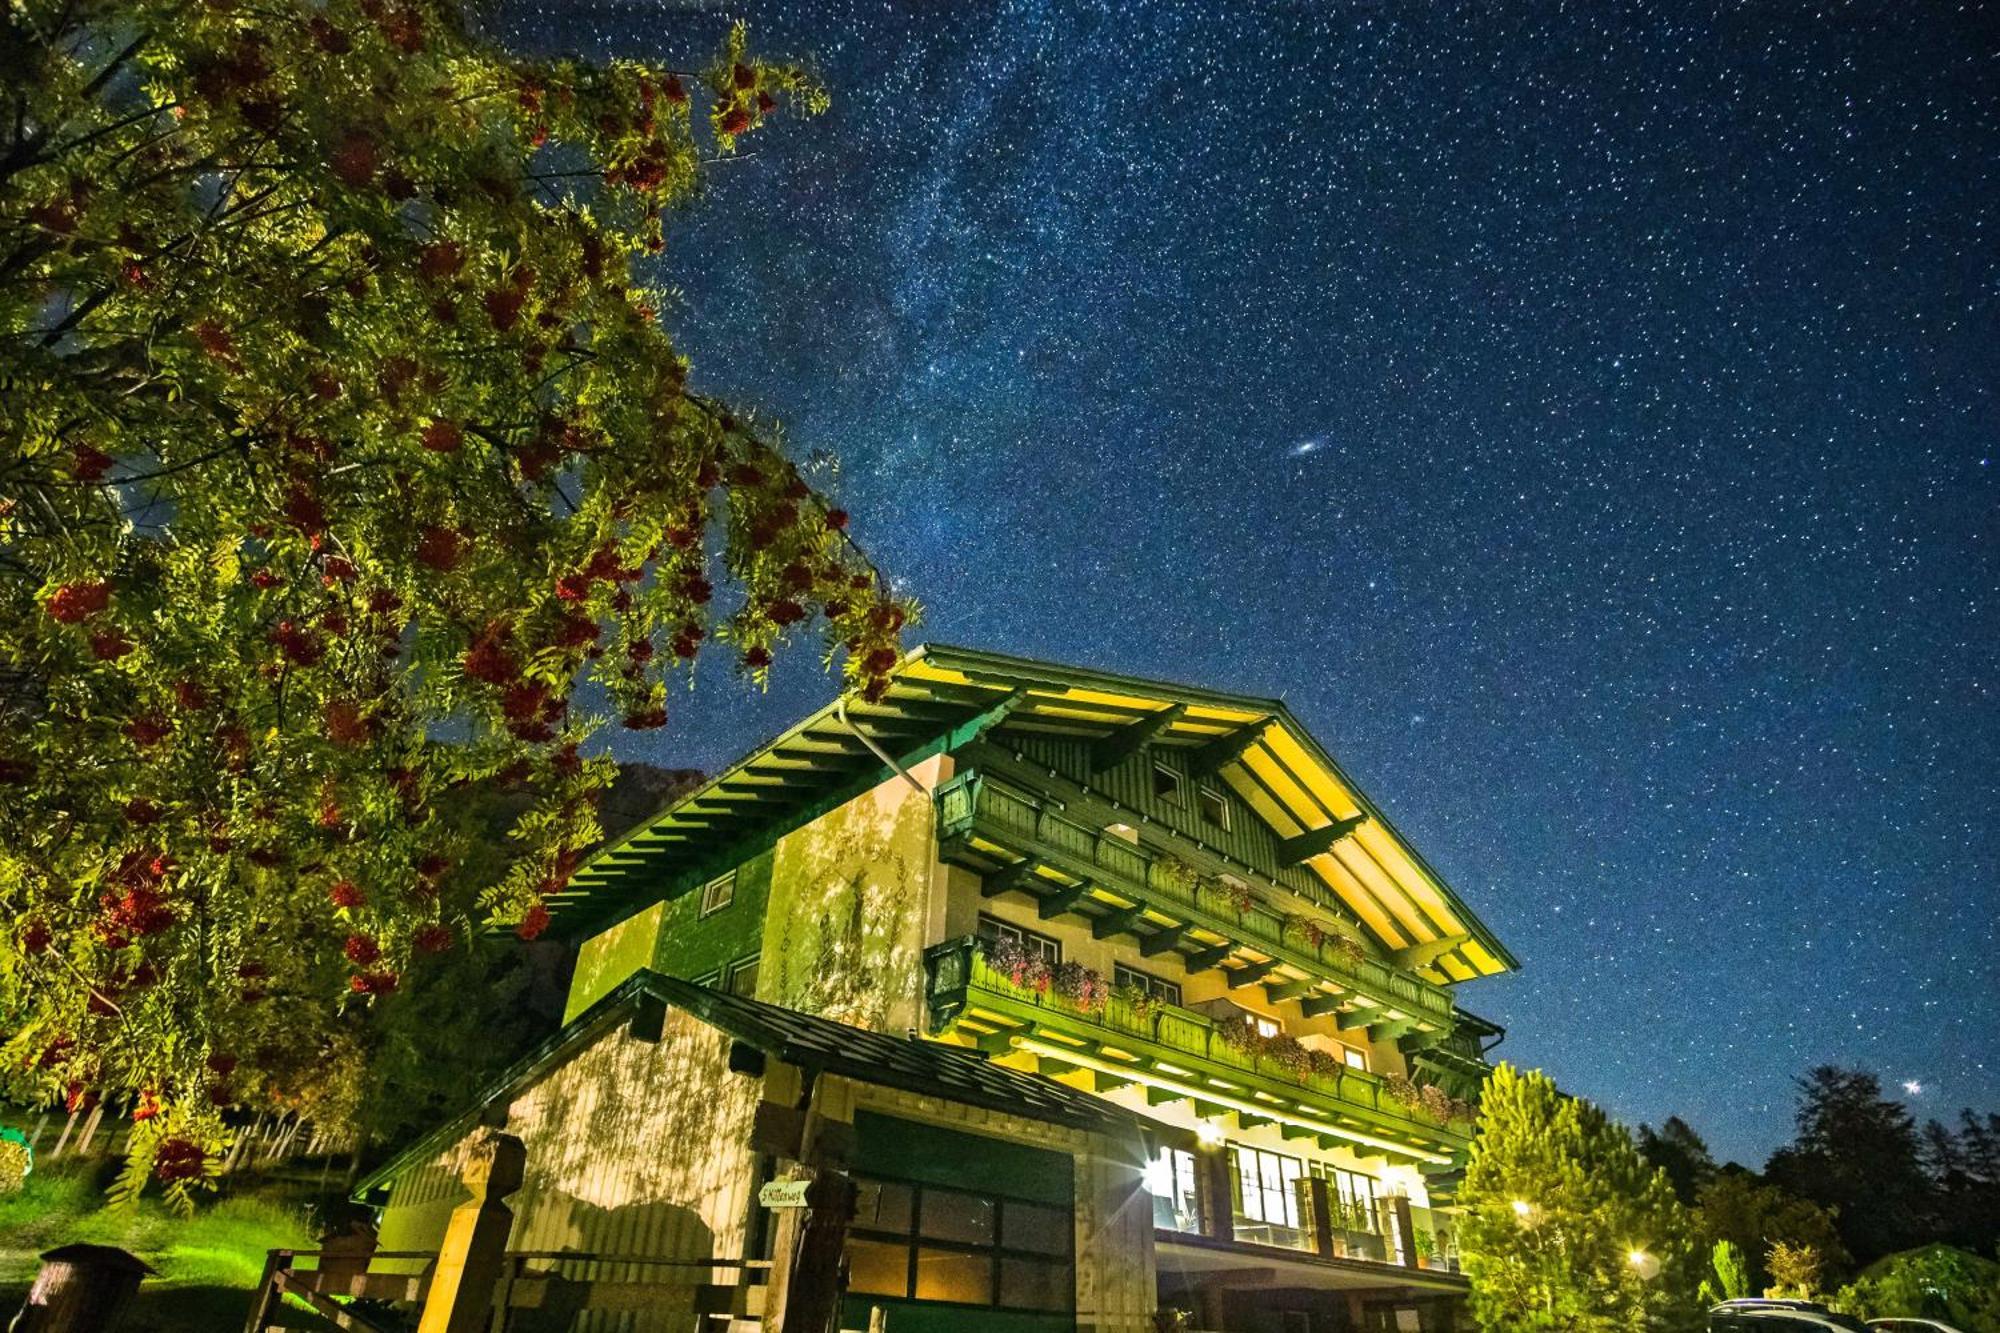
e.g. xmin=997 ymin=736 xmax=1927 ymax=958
xmin=925 ymin=938 xmax=1466 ymax=1140
xmin=937 ymin=771 xmax=1454 ymax=1024
xmin=243 ymin=1247 xmax=768 ymax=1331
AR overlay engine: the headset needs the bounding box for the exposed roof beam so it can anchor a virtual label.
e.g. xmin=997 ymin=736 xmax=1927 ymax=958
xmin=1298 ymin=994 xmax=1346 ymax=1019
xmin=1088 ymin=703 xmax=1187 ymax=775
xmin=1276 ymin=815 xmax=1369 ymax=866
xmin=1224 ymin=958 xmax=1280 ymax=989
xmin=1263 ymin=978 xmax=1316 ymax=1004
xmin=1188 ymin=720 xmax=1270 ymax=780
xmin=1091 ymin=903 xmax=1150 ymax=940
xmin=1038 ymin=880 xmax=1093 ymax=920
xmin=1183 ymin=944 xmax=1234 ymax=973
xmin=981 ymin=864 xmax=1044 ymax=899
xmin=1139 ymin=924 xmax=1189 ymax=957
xmin=1396 ymin=932 xmax=1472 ymax=971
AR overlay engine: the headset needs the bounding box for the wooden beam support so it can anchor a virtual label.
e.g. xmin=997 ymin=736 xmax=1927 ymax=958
xmin=1090 ymin=1071 xmax=1134 ymax=1094
xmin=1299 ymin=994 xmax=1347 ymax=1019
xmin=1139 ymin=924 xmax=1189 ymax=957
xmin=1398 ymin=1028 xmax=1449 ymax=1054
xmin=1223 ymin=958 xmax=1280 ymax=989
xmin=1038 ymin=880 xmax=1093 ymax=920
xmin=1184 ymin=944 xmax=1234 ymax=974
xmin=1369 ymin=1019 xmax=1417 ymax=1043
xmin=1335 ymin=1008 xmax=1376 ymax=1032
xmin=1088 ymin=704 xmax=1187 ymax=775
xmin=1091 ymin=903 xmax=1149 ymax=940
xmin=1281 ymin=1123 xmax=1319 ymax=1143
xmin=1188 ymin=720 xmax=1269 ymax=780
xmin=1395 ymin=933 xmax=1472 ymax=971
xmin=980 ymin=864 xmax=1042 ymax=899
xmin=1263 ymin=978 xmax=1316 ymax=1004
xmin=1236 ymin=1113 xmax=1273 ymax=1131
xmin=1276 ymin=815 xmax=1369 ymax=866
xmin=1145 ymin=1085 xmax=1186 ymax=1108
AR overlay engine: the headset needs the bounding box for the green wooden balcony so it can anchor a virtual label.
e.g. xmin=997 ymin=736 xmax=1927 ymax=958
xmin=923 ymin=937 xmax=1471 ymax=1167
xmin=934 ymin=770 xmax=1459 ymax=1040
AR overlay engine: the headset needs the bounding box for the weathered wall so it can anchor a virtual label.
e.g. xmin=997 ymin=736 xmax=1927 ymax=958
xmin=375 ymin=1008 xmax=763 ymax=1328
xmin=757 ymin=756 xmax=948 ymax=1032
xmin=564 ymin=901 xmax=664 ymax=1023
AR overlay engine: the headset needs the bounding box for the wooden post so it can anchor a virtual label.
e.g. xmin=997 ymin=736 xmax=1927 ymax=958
xmin=7 ymin=1244 xmax=153 ymax=1332
xmin=768 ymin=1168 xmax=856 ymax=1333
xmin=240 ymin=1250 xmax=288 ymax=1333
xmin=73 ymin=1104 xmax=104 ymax=1158
xmin=1307 ymin=1176 xmax=1335 ymax=1261
xmin=1390 ymin=1195 xmax=1419 ymax=1269
xmin=50 ymin=1112 xmax=77 ymax=1160
xmin=414 ymin=1130 xmax=525 ymax=1333
xmin=1194 ymin=1142 xmax=1234 ymax=1243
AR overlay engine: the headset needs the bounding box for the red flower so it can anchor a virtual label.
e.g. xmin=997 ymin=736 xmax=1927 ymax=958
xmin=732 ymin=62 xmax=756 ymax=90
xmin=22 ymin=920 xmax=52 ymax=953
xmin=65 ymin=1083 xmax=97 ymax=1114
xmin=757 ymin=91 xmax=775 ymax=112
xmin=123 ymin=797 xmax=160 ymax=825
xmin=350 ymin=971 xmax=399 ymax=995
xmin=330 ymin=130 xmax=381 ymax=187
xmin=173 ymin=679 xmax=209 ymax=711
xmin=720 ymin=107 xmax=752 ymax=136
xmin=269 ymin=620 xmax=324 ymax=666
xmin=554 ymin=573 xmax=590 ymax=602
xmin=328 ymin=880 xmax=365 ymax=909
xmin=767 ymin=599 xmax=806 ymax=626
xmin=47 ymin=581 xmax=111 ymax=623
xmin=72 ymin=445 xmax=115 ymax=482
xmin=325 ymin=699 xmax=370 ymax=747
xmin=90 ymin=630 xmax=133 ymax=660
xmin=462 ymin=631 xmax=518 ymax=685
xmin=825 ymin=508 xmax=849 ymax=531
xmin=484 ymin=286 xmax=525 ymax=331
xmin=249 ymin=568 xmax=281 ymax=589
xmin=321 ymin=555 xmax=358 ymax=585
xmin=863 ymin=646 xmax=898 ymax=675
xmin=625 ymin=637 xmax=654 ymax=663
xmin=206 ymin=1052 xmax=237 ymax=1076
xmin=193 ymin=320 xmax=236 ymax=362
xmin=284 ymin=485 xmax=326 ymax=535
xmin=550 ymin=612 xmax=599 ymax=649
xmin=664 ymin=76 xmax=688 ymax=104
xmin=309 ymin=16 xmax=350 ymax=53
xmin=515 ymin=903 xmax=550 ymax=941
xmin=621 ymin=705 xmax=668 ymax=730
xmin=415 ymin=524 xmax=463 ymax=570
xmin=420 ymin=419 xmax=463 ymax=453
xmin=236 ymin=961 xmax=267 ymax=980
xmin=413 ymin=923 xmax=454 ymax=954
xmin=133 ymin=1094 xmax=161 ymax=1122
xmin=154 ymin=1139 xmax=206 ymax=1182
xmin=418 ymin=242 xmax=463 ymax=282
xmin=743 ymin=646 xmax=772 ymax=669
xmin=310 ymin=369 xmax=343 ymax=400
xmin=343 ymin=933 xmax=381 ymax=965
xmin=123 ymin=714 xmax=171 ymax=747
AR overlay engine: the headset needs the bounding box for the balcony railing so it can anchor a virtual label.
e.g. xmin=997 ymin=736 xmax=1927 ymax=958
xmin=936 ymin=771 xmax=1455 ymax=1029
xmin=924 ymin=937 xmax=1471 ymax=1155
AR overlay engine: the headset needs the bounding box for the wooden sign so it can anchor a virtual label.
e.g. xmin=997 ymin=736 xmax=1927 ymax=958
xmin=759 ymin=1178 xmax=813 ymax=1210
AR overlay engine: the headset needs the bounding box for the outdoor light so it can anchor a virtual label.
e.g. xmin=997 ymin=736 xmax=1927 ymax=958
xmin=1627 ymin=1249 xmax=1661 ymax=1280
xmin=1195 ymin=1121 xmax=1225 ymax=1146
xmin=1512 ymin=1199 xmax=1533 ymax=1218
xmin=1626 ymin=1250 xmax=1645 ymax=1266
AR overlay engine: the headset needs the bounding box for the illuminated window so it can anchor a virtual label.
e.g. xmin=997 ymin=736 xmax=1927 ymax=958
xmin=1198 ymin=787 xmax=1230 ymax=830
xmin=1144 ymin=1145 xmax=1200 ymax=1232
xmin=1343 ymin=1045 xmax=1368 ymax=1071
xmin=977 ymin=914 xmax=1061 ymax=966
xmin=845 ymin=1176 xmax=1073 ymax=1313
xmin=698 ymin=872 xmax=735 ymax=917
xmin=1311 ymin=1163 xmax=1381 ymax=1232
xmin=1113 ymin=964 xmax=1182 ymax=1008
xmin=1245 ymin=1013 xmax=1281 ymax=1039
xmin=1152 ymin=762 xmax=1183 ymax=804
xmin=1230 ymin=1145 xmax=1310 ymax=1249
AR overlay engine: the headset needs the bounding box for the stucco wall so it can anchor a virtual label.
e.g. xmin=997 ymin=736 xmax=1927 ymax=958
xmin=375 ymin=1007 xmax=763 ymax=1316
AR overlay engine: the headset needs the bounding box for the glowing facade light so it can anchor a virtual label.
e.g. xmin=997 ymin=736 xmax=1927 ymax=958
xmin=1512 ymin=1199 xmax=1534 ymax=1218
xmin=1195 ymin=1121 xmax=1225 ymax=1146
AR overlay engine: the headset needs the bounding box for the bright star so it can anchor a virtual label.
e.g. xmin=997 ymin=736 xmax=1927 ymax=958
xmin=1289 ymin=437 xmax=1325 ymax=457
xmin=1902 ymin=1079 xmax=1923 ymax=1096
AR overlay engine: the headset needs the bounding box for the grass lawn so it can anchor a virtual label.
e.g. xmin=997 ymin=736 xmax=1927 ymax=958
xmin=0 ymin=1164 xmax=316 ymax=1331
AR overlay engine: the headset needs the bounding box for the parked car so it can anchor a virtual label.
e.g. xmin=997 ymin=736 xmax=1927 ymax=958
xmin=1866 ymin=1321 xmax=1968 ymax=1332
xmin=1710 ymin=1299 xmax=1872 ymax=1331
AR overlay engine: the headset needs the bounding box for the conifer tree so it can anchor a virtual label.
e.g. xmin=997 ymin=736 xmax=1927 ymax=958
xmin=0 ymin=0 xmax=908 ymax=1205
xmin=1457 ymin=1064 xmax=1698 ymax=1331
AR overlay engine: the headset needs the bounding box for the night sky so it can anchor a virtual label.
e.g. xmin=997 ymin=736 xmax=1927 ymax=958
xmin=506 ymin=2 xmax=1999 ymax=1167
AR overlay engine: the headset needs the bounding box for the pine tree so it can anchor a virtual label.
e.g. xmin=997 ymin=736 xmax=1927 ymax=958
xmin=1637 ymin=1116 xmax=1718 ymax=1205
xmin=1457 ymin=1064 xmax=1699 ymax=1331
xmin=1765 ymin=1067 xmax=1933 ymax=1265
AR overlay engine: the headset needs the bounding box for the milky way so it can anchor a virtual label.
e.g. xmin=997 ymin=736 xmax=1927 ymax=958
xmin=503 ymin=1 xmax=1999 ymax=1165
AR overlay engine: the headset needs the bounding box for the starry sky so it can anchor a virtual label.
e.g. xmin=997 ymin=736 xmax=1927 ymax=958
xmin=504 ymin=1 xmax=1999 ymax=1167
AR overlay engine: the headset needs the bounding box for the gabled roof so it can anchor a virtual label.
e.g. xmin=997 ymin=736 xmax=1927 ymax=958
xmin=554 ymin=645 xmax=1516 ymax=981
xmin=357 ymin=969 xmax=1152 ymax=1200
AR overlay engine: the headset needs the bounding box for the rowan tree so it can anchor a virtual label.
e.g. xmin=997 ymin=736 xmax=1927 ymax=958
xmin=0 ymin=0 xmax=909 ymax=1206
xmin=1457 ymin=1064 xmax=1699 ymax=1332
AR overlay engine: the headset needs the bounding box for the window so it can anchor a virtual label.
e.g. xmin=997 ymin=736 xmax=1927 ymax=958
xmin=1312 ymin=1164 xmax=1381 ymax=1233
xmin=1152 ymin=762 xmax=1183 ymax=804
xmin=1242 ymin=1012 xmax=1280 ymax=1040
xmin=977 ymin=914 xmax=1061 ymax=966
xmin=1230 ymin=1145 xmax=1310 ymax=1249
xmin=1343 ymin=1045 xmax=1368 ymax=1071
xmin=1113 ymin=964 xmax=1182 ymax=1008
xmin=698 ymin=871 xmax=735 ymax=917
xmin=1198 ymin=786 xmax=1230 ymax=830
xmin=691 ymin=970 xmax=721 ymax=988
xmin=1144 ymin=1145 xmax=1200 ymax=1232
xmin=728 ymin=954 xmax=760 ymax=997
xmin=846 ymin=1177 xmax=1073 ymax=1314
